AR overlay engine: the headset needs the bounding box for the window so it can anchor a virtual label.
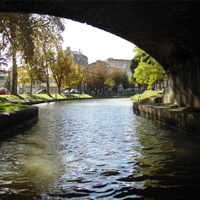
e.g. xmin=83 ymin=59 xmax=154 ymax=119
xmin=115 ymin=63 xmax=117 ymax=66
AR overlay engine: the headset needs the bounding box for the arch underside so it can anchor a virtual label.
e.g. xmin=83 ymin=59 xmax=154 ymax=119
xmin=1 ymin=1 xmax=200 ymax=107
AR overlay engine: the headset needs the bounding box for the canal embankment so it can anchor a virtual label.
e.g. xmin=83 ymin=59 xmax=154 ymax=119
xmin=0 ymin=93 xmax=131 ymax=132
xmin=0 ymin=105 xmax=38 ymax=133
xmin=133 ymin=102 xmax=200 ymax=134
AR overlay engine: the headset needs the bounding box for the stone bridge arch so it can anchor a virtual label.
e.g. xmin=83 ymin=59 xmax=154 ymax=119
xmin=1 ymin=1 xmax=200 ymax=107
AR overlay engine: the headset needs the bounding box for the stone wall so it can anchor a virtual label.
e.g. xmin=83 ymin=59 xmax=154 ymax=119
xmin=163 ymin=56 xmax=200 ymax=107
xmin=0 ymin=106 xmax=38 ymax=133
xmin=133 ymin=102 xmax=200 ymax=134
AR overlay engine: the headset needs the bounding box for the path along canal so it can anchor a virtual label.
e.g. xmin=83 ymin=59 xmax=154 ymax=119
xmin=0 ymin=98 xmax=200 ymax=200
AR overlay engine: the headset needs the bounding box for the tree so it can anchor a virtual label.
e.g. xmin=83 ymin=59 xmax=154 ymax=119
xmin=98 ymin=63 xmax=109 ymax=94
xmin=83 ymin=65 xmax=93 ymax=95
xmin=1 ymin=13 xmax=65 ymax=95
xmin=122 ymin=71 xmax=129 ymax=90
xmin=89 ymin=61 xmax=109 ymax=94
xmin=0 ymin=13 xmax=35 ymax=95
xmin=64 ymin=64 xmax=78 ymax=94
xmin=30 ymin=14 xmax=65 ymax=95
xmin=128 ymin=76 xmax=135 ymax=88
xmin=110 ymin=69 xmax=124 ymax=93
xmin=130 ymin=46 xmax=150 ymax=74
xmin=72 ymin=63 xmax=87 ymax=94
xmin=104 ymin=72 xmax=115 ymax=92
xmin=131 ymin=46 xmax=163 ymax=89
xmin=134 ymin=61 xmax=163 ymax=89
xmin=51 ymin=50 xmax=73 ymax=94
xmin=18 ymin=60 xmax=41 ymax=95
xmin=2 ymin=73 xmax=10 ymax=91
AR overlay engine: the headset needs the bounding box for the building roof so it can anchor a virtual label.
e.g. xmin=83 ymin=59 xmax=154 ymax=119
xmin=105 ymin=58 xmax=131 ymax=62
xmin=88 ymin=60 xmax=107 ymax=66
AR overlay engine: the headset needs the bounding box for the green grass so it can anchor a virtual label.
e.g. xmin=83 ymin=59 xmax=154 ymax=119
xmin=130 ymin=90 xmax=163 ymax=103
xmin=152 ymin=102 xmax=165 ymax=106
xmin=130 ymin=93 xmax=142 ymax=101
xmin=0 ymin=102 xmax=27 ymax=112
xmin=0 ymin=92 xmax=134 ymax=104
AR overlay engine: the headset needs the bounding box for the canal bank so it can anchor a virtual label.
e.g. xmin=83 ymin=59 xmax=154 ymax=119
xmin=133 ymin=102 xmax=200 ymax=135
xmin=0 ymin=106 xmax=38 ymax=133
xmin=19 ymin=96 xmax=129 ymax=105
xmin=0 ymin=97 xmax=128 ymax=133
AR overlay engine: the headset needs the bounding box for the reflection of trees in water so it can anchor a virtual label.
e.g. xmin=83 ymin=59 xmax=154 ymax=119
xmin=127 ymin=114 xmax=200 ymax=193
xmin=0 ymin=111 xmax=65 ymax=198
xmin=130 ymin=117 xmax=176 ymax=179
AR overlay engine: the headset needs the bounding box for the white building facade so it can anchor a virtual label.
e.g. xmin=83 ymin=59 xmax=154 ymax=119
xmin=104 ymin=58 xmax=132 ymax=77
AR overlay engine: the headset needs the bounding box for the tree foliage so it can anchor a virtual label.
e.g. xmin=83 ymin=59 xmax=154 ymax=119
xmin=0 ymin=13 xmax=65 ymax=95
xmin=50 ymin=50 xmax=72 ymax=94
xmin=128 ymin=76 xmax=135 ymax=88
xmin=110 ymin=69 xmax=124 ymax=93
xmin=0 ymin=13 xmax=35 ymax=94
xmin=31 ymin=14 xmax=64 ymax=95
xmin=2 ymin=74 xmax=9 ymax=90
xmin=122 ymin=71 xmax=129 ymax=90
xmin=88 ymin=61 xmax=110 ymax=94
xmin=132 ymin=46 xmax=163 ymax=89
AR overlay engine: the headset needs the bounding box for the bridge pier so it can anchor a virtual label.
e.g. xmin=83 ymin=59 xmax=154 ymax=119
xmin=163 ymin=56 xmax=200 ymax=108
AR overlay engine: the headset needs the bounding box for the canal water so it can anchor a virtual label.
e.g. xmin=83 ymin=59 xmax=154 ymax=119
xmin=0 ymin=98 xmax=200 ymax=200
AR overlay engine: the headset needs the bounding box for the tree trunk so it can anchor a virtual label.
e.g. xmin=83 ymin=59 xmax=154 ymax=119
xmin=11 ymin=48 xmax=18 ymax=95
xmin=46 ymin=68 xmax=50 ymax=95
xmin=58 ymin=86 xmax=60 ymax=94
xmin=159 ymin=79 xmax=161 ymax=90
xmin=88 ymin=83 xmax=91 ymax=95
xmin=30 ymin=80 xmax=32 ymax=95
xmin=79 ymin=82 xmax=82 ymax=94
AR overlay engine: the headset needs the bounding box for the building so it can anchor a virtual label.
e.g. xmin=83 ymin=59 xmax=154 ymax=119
xmin=64 ymin=47 xmax=89 ymax=92
xmin=104 ymin=57 xmax=132 ymax=77
xmin=65 ymin=46 xmax=88 ymax=65
xmin=88 ymin=60 xmax=108 ymax=68
xmin=18 ymin=81 xmax=40 ymax=94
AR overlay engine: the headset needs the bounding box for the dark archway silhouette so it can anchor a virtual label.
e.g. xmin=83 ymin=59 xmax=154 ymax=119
xmin=1 ymin=1 xmax=200 ymax=107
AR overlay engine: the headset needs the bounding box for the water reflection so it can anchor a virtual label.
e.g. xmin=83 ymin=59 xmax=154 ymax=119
xmin=0 ymin=99 xmax=200 ymax=199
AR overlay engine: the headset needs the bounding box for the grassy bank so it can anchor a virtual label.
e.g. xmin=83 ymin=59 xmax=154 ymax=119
xmin=130 ymin=90 xmax=163 ymax=103
xmin=0 ymin=94 xmax=91 ymax=103
xmin=0 ymin=92 xmax=138 ymax=112
xmin=0 ymin=102 xmax=27 ymax=112
xmin=0 ymin=92 xmax=138 ymax=104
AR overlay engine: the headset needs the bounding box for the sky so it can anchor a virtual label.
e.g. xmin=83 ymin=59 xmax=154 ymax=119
xmin=62 ymin=19 xmax=135 ymax=64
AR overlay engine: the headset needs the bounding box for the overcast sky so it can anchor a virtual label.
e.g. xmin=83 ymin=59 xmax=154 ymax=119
xmin=62 ymin=19 xmax=135 ymax=64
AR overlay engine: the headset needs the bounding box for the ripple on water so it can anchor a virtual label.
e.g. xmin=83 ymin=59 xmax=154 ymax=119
xmin=0 ymin=99 xmax=200 ymax=199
